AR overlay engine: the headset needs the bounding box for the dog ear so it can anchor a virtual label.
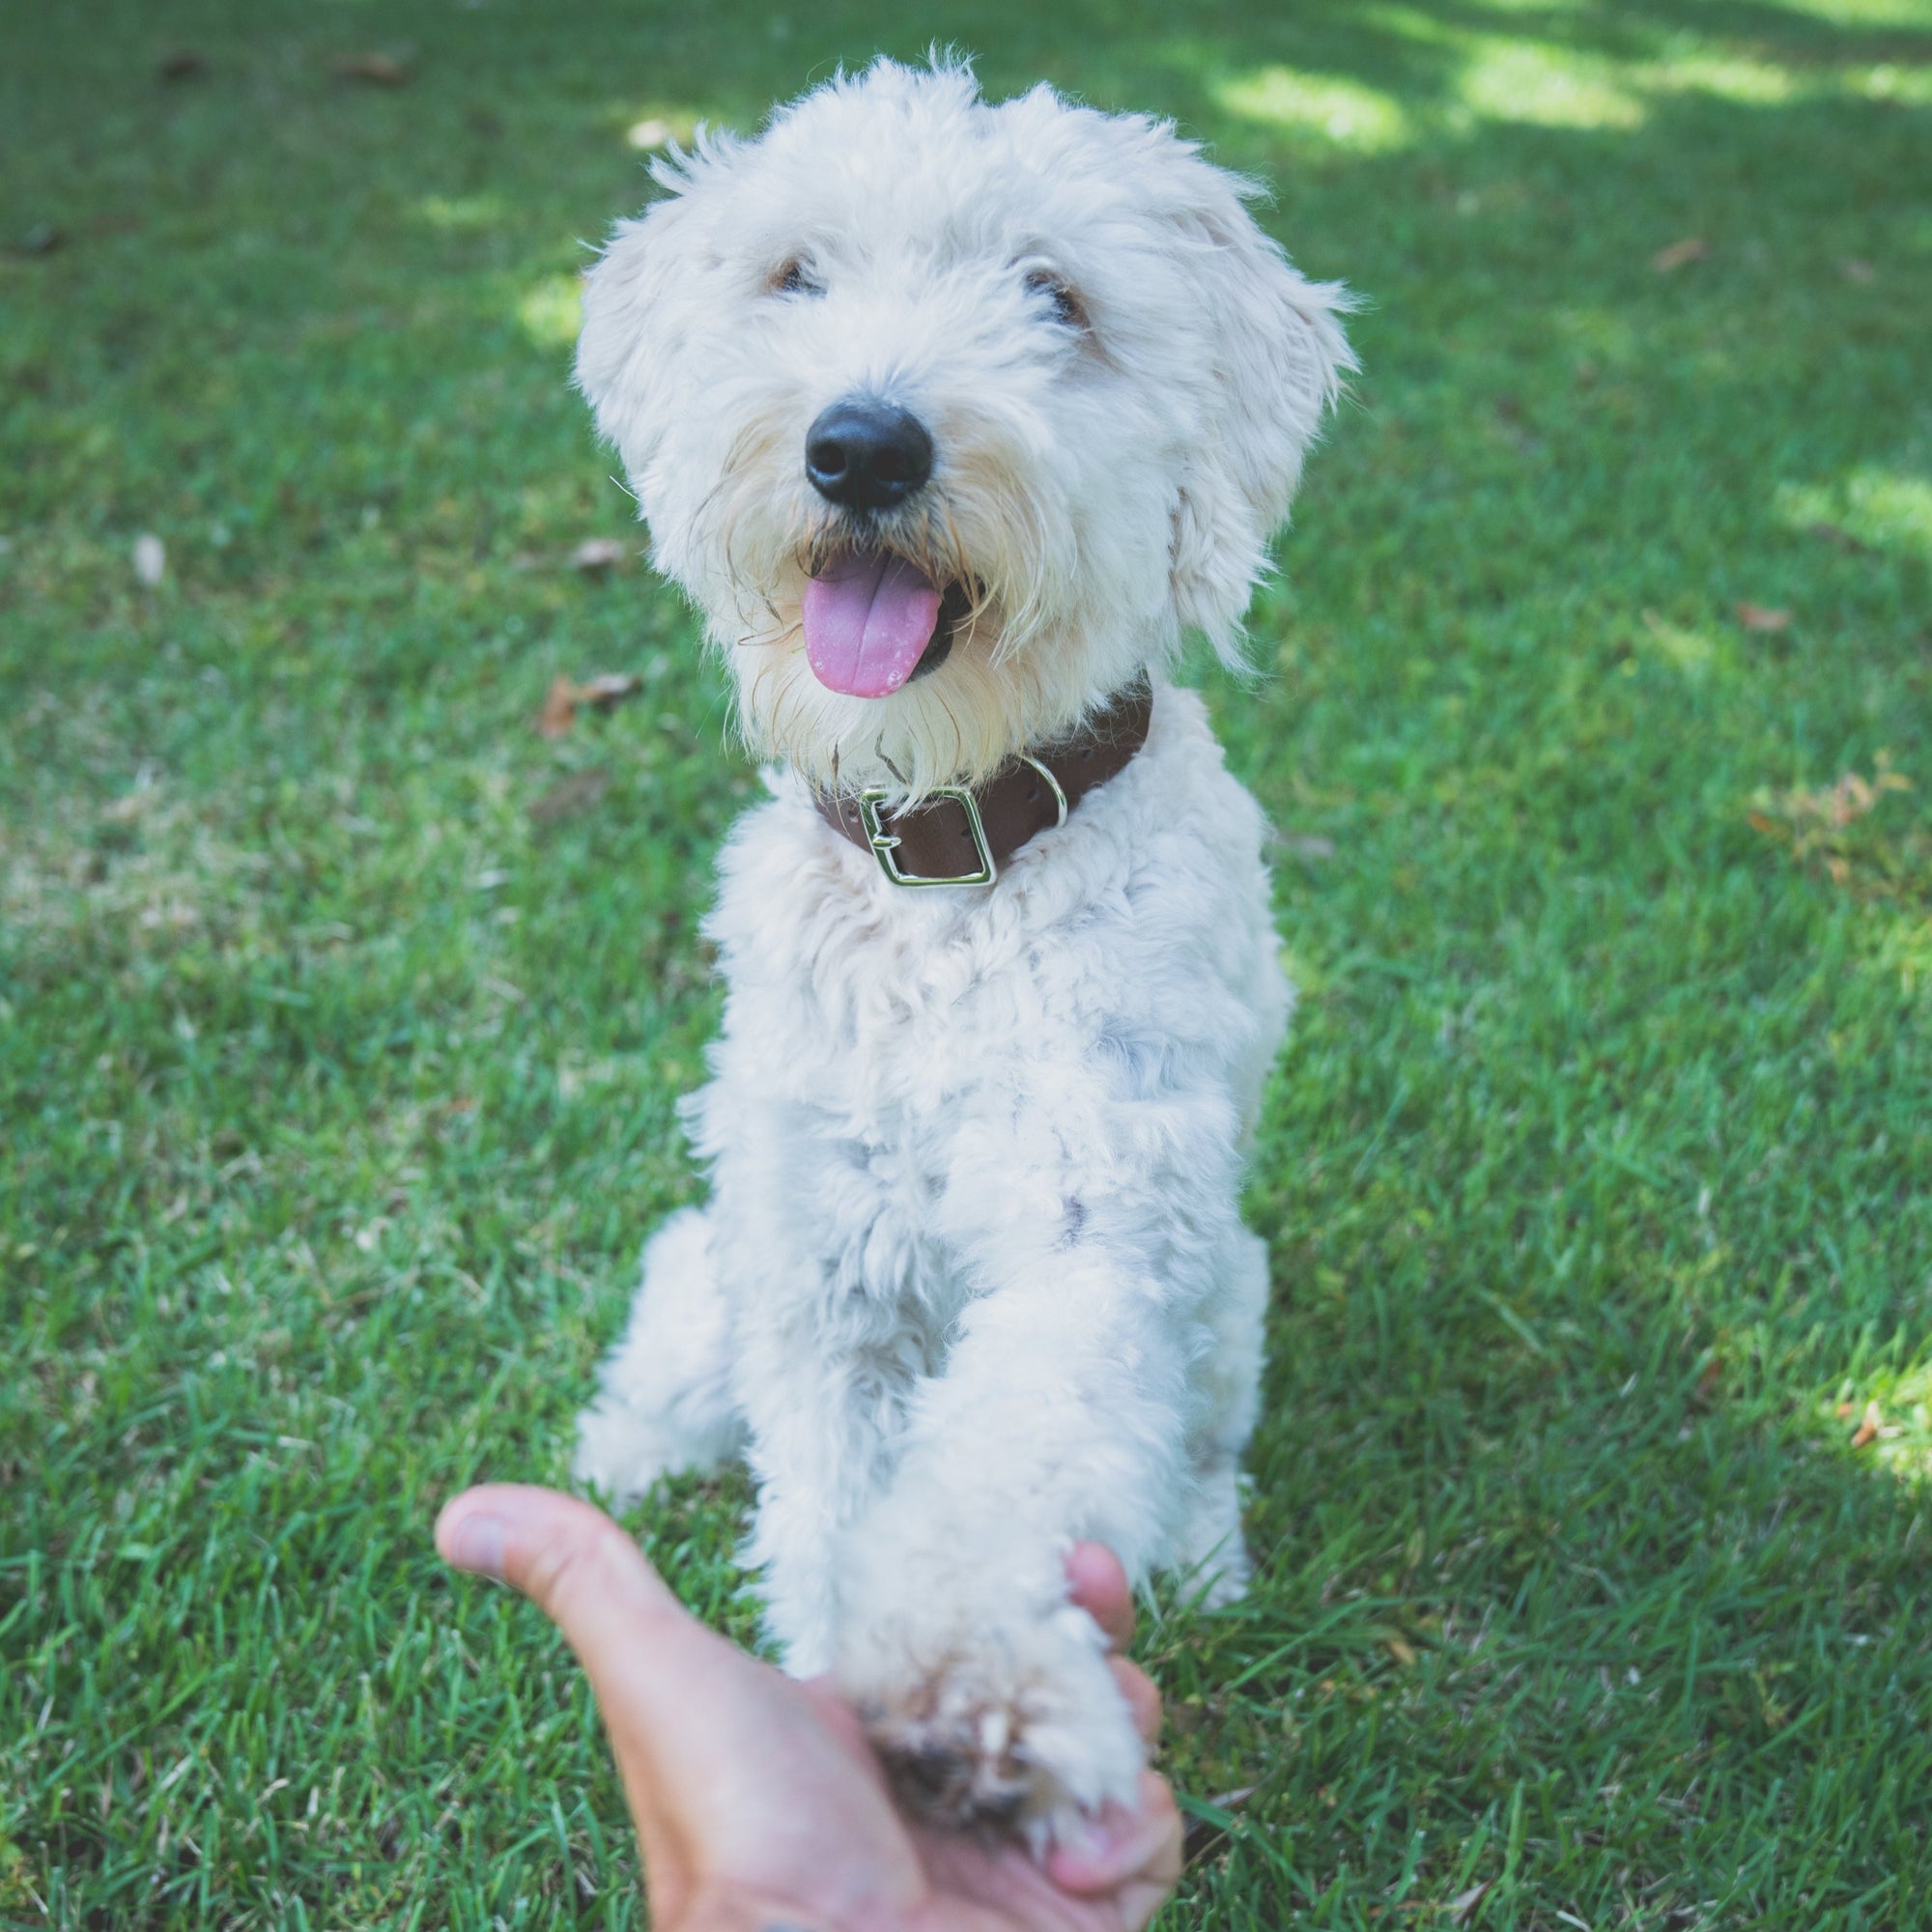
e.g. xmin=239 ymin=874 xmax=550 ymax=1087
xmin=1164 ymin=170 xmax=1353 ymax=659
xmin=575 ymin=154 xmax=719 ymax=488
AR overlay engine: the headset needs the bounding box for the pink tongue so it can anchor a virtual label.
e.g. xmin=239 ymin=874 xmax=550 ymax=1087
xmin=801 ymin=553 xmax=943 ymax=697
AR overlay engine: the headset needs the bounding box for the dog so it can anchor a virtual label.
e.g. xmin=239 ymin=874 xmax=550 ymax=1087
xmin=570 ymin=56 xmax=1351 ymax=1840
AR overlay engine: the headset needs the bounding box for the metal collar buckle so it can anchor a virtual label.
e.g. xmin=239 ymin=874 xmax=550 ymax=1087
xmin=857 ymin=785 xmax=996 ymax=888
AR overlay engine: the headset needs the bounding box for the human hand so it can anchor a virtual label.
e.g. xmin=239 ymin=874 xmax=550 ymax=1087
xmin=436 ymin=1485 xmax=1180 ymax=1932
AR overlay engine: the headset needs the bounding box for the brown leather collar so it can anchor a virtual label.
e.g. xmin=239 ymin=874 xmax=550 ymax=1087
xmin=813 ymin=680 xmax=1153 ymax=888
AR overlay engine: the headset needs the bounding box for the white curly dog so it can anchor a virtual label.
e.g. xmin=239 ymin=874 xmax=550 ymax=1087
xmin=571 ymin=56 xmax=1350 ymax=1840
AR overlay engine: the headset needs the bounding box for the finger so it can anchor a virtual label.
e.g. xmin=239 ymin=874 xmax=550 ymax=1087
xmin=1109 ymin=1774 xmax=1185 ymax=1932
xmin=1043 ymin=1770 xmax=1184 ymax=1913
xmin=437 ymin=1484 xmax=705 ymax=1690
xmin=437 ymin=1486 xmax=923 ymax=1927
xmin=1065 ymin=1541 xmax=1134 ymax=1652
xmin=437 ymin=1484 xmax=734 ymax=1915
xmin=1109 ymin=1655 xmax=1162 ymax=1747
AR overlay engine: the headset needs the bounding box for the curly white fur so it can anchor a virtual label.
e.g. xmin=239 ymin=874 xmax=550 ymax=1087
xmin=572 ymin=56 xmax=1350 ymax=1838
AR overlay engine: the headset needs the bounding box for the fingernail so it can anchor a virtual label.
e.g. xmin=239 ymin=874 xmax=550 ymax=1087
xmin=1060 ymin=1805 xmax=1132 ymax=1864
xmin=447 ymin=1512 xmax=507 ymax=1577
xmin=1050 ymin=1803 xmax=1161 ymax=1888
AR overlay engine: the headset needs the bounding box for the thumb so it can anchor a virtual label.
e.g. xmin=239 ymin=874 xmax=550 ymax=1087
xmin=438 ymin=1484 xmax=749 ymax=1919
xmin=437 ymin=1482 xmax=702 ymax=1690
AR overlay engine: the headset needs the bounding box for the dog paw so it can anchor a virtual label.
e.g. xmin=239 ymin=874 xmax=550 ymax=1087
xmin=570 ymin=1397 xmax=679 ymax=1507
xmin=845 ymin=1605 xmax=1144 ymax=1840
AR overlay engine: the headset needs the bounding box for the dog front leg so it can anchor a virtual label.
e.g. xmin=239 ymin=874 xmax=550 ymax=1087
xmin=831 ymin=1217 xmax=1198 ymax=1839
xmin=733 ymin=1292 xmax=935 ymax=1678
xmin=573 ymin=1206 xmax=746 ymax=1505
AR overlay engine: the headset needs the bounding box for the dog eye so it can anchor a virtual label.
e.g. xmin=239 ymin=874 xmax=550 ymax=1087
xmin=1023 ymin=269 xmax=1086 ymax=330
xmin=770 ymin=258 xmax=823 ymax=298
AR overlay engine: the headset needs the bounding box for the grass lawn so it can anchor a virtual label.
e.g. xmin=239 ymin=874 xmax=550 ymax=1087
xmin=5 ymin=0 xmax=1931 ymax=1924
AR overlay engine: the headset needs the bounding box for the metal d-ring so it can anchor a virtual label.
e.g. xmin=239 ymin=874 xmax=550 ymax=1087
xmin=1018 ymin=753 xmax=1068 ymax=830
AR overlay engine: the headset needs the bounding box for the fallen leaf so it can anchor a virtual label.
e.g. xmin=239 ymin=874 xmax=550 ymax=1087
xmin=536 ymin=675 xmax=580 ymax=739
xmin=1850 ymin=1400 xmax=1881 ymax=1450
xmin=1839 ymin=257 xmax=1875 ymax=284
xmin=571 ymin=537 xmax=626 ymax=575
xmin=157 ymin=49 xmax=207 ymax=81
xmin=1735 ymin=601 xmax=1790 ymax=632
xmin=580 ymin=671 xmax=643 ymax=711
xmin=334 ymin=52 xmax=412 ymax=84
xmin=626 ymin=117 xmax=673 ymax=151
xmin=534 ymin=672 xmax=642 ymax=737
xmin=1386 ymin=1634 xmax=1418 ymax=1668
xmin=1652 ymin=236 xmax=1708 ymax=272
xmin=1835 ymin=1400 xmax=1857 ymax=1419
xmin=1804 ymin=519 xmax=1875 ymax=557
xmin=132 ymin=533 xmax=166 ymax=587
xmin=1451 ymin=1880 xmax=1495 ymax=1923
xmin=530 ymin=767 xmax=611 ymax=826
xmin=1695 ymin=1357 xmax=1723 ymax=1402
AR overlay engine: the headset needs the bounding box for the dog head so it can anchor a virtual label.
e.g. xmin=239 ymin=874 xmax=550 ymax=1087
xmin=578 ymin=57 xmax=1351 ymax=799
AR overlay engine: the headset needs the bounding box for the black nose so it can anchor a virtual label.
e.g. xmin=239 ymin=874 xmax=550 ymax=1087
xmin=805 ymin=398 xmax=933 ymax=510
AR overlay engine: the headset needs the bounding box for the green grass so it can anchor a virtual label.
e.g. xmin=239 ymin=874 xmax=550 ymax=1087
xmin=4 ymin=0 xmax=1931 ymax=1924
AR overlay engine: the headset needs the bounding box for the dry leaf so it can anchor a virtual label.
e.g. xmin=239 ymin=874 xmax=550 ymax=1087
xmin=1451 ymin=1880 xmax=1495 ymax=1923
xmin=579 ymin=671 xmax=642 ymax=710
xmin=335 ymin=52 xmax=412 ymax=84
xmin=1850 ymin=1400 xmax=1881 ymax=1450
xmin=1839 ymin=257 xmax=1875 ymax=284
xmin=1652 ymin=236 xmax=1708 ymax=272
xmin=1695 ymin=1357 xmax=1723 ymax=1402
xmin=536 ymin=675 xmax=580 ymax=739
xmin=1386 ymin=1634 xmax=1418 ymax=1668
xmin=1834 ymin=1401 xmax=1857 ymax=1419
xmin=157 ymin=49 xmax=207 ymax=81
xmin=132 ymin=533 xmax=166 ymax=587
xmin=571 ymin=537 xmax=626 ymax=574
xmin=1752 ymin=755 xmax=1911 ymax=866
xmin=530 ymin=767 xmax=611 ymax=826
xmin=1735 ymin=601 xmax=1790 ymax=632
xmin=535 ymin=671 xmax=643 ymax=737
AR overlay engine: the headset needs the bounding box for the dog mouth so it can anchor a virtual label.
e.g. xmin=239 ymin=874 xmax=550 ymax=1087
xmin=800 ymin=550 xmax=970 ymax=697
